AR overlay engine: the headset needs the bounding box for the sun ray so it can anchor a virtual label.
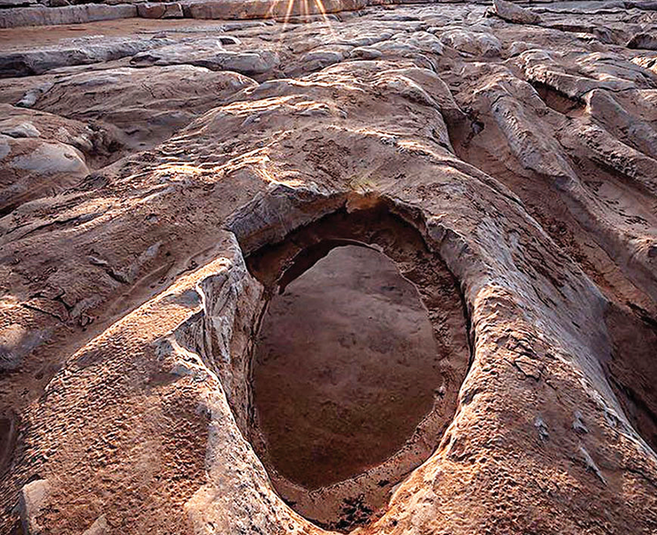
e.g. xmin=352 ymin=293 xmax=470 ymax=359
xmin=265 ymin=0 xmax=283 ymax=20
xmin=275 ymin=0 xmax=298 ymax=49
xmin=283 ymin=0 xmax=295 ymax=24
xmin=314 ymin=0 xmax=338 ymax=39
xmin=271 ymin=0 xmax=338 ymax=51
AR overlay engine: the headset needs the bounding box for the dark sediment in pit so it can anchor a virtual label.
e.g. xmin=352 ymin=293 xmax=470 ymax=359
xmin=253 ymin=244 xmax=441 ymax=489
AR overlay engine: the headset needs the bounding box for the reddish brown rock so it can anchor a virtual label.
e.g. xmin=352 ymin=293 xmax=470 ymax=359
xmin=186 ymin=0 xmax=368 ymax=20
xmin=137 ymin=2 xmax=183 ymax=18
xmin=492 ymin=0 xmax=542 ymax=24
xmin=0 ymin=3 xmax=136 ymax=28
xmin=0 ymin=3 xmax=656 ymax=535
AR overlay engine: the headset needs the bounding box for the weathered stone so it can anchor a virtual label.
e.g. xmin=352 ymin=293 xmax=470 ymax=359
xmin=131 ymin=39 xmax=279 ymax=75
xmin=15 ymin=83 xmax=53 ymax=108
xmin=492 ymin=0 xmax=542 ymax=24
xmin=137 ymin=2 xmax=183 ymax=19
xmin=301 ymin=48 xmax=345 ymax=70
xmin=0 ymin=324 xmax=48 ymax=371
xmin=440 ymin=28 xmax=502 ymax=57
xmin=19 ymin=479 xmax=50 ymax=535
xmin=0 ymin=135 xmax=89 ymax=213
xmin=627 ymin=32 xmax=657 ymax=49
xmin=1 ymin=122 xmax=41 ymax=138
xmin=573 ymin=411 xmax=589 ymax=434
xmin=0 ymin=104 xmax=105 ymax=212
xmin=534 ymin=416 xmax=550 ymax=441
xmin=0 ymin=37 xmax=173 ymax=78
xmin=0 ymin=0 xmax=36 ymax=7
xmin=0 ymin=3 xmax=136 ymax=28
xmin=625 ymin=0 xmax=657 ymax=10
xmin=580 ymin=446 xmax=607 ymax=485
xmin=350 ymin=46 xmax=383 ymax=59
xmin=0 ymin=3 xmax=656 ymax=535
xmin=81 ymin=515 xmax=109 ymax=535
xmin=514 ymin=356 xmax=542 ymax=379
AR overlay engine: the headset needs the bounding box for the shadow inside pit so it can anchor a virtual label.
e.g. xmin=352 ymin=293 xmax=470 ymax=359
xmin=243 ymin=203 xmax=471 ymax=532
xmin=254 ymin=243 xmax=440 ymax=489
xmin=604 ymin=302 xmax=657 ymax=453
xmin=0 ymin=415 xmax=17 ymax=476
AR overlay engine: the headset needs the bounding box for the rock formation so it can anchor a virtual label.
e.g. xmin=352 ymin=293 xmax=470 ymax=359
xmin=0 ymin=0 xmax=656 ymax=534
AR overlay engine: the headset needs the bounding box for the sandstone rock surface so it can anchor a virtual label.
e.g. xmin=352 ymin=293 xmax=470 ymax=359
xmin=16 ymin=65 xmax=257 ymax=150
xmin=0 ymin=2 xmax=656 ymax=535
xmin=628 ymin=31 xmax=657 ymax=49
xmin=491 ymin=0 xmax=542 ymax=24
xmin=19 ymin=479 xmax=50 ymax=535
xmin=0 ymin=3 xmax=136 ymax=28
xmin=0 ymin=36 xmax=173 ymax=77
xmin=137 ymin=2 xmax=183 ymax=19
xmin=130 ymin=38 xmax=280 ymax=75
xmin=0 ymin=0 xmax=36 ymax=7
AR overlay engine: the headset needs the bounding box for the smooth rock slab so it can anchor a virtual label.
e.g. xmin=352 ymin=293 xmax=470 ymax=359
xmin=0 ymin=135 xmax=89 ymax=214
xmin=29 ymin=65 xmax=257 ymax=148
xmin=137 ymin=2 xmax=184 ymax=18
xmin=0 ymin=36 xmax=173 ymax=78
xmin=0 ymin=3 xmax=136 ymax=29
xmin=131 ymin=38 xmax=279 ymax=75
xmin=0 ymin=104 xmax=104 ymax=213
xmin=492 ymin=0 xmax=542 ymax=24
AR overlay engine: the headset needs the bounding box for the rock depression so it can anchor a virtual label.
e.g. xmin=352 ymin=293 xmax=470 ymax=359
xmin=246 ymin=206 xmax=469 ymax=530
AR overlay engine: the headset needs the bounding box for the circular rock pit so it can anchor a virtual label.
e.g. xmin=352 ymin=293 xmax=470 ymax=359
xmin=243 ymin=203 xmax=471 ymax=532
